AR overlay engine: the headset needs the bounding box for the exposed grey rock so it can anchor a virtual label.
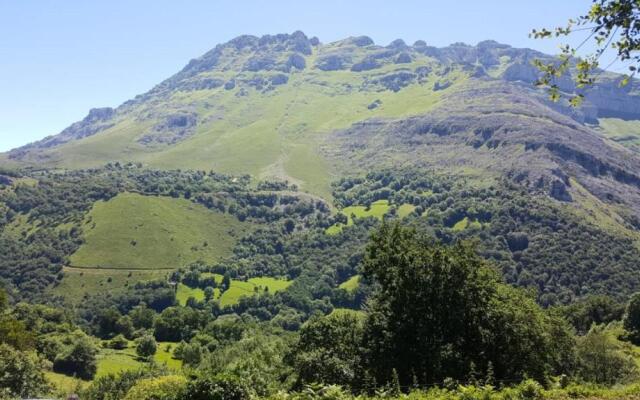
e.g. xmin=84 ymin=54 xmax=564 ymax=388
xmin=367 ymin=99 xmax=382 ymax=110
xmin=316 ymin=54 xmax=350 ymax=71
xmin=179 ymin=78 xmax=224 ymax=91
xmin=387 ymin=39 xmax=407 ymax=49
xmin=244 ymin=56 xmax=276 ymax=72
xmin=270 ymin=74 xmax=289 ymax=85
xmin=351 ymin=58 xmax=380 ymax=72
xmin=138 ymin=112 xmax=197 ymax=146
xmin=350 ymin=36 xmax=374 ymax=47
xmin=287 ymin=53 xmax=306 ymax=70
xmin=433 ymin=80 xmax=452 ymax=91
xmin=415 ymin=66 xmax=432 ymax=77
xmin=395 ymin=52 xmax=412 ymax=64
xmin=374 ymin=72 xmax=416 ymax=92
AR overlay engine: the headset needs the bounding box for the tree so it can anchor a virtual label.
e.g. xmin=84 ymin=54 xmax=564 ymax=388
xmin=130 ymin=303 xmax=155 ymax=330
xmin=136 ymin=335 xmax=157 ymax=359
xmin=532 ymin=0 xmax=640 ymax=104
xmin=204 ymin=286 xmax=215 ymax=301
xmin=360 ymin=224 xmax=573 ymax=387
xmin=181 ymin=342 xmax=203 ymax=367
xmin=576 ymin=324 xmax=636 ymax=384
xmin=53 ymin=331 xmax=98 ymax=380
xmin=624 ymin=292 xmax=640 ymax=344
xmin=560 ymin=295 xmax=624 ymax=335
xmin=182 ymin=374 xmax=249 ymax=400
xmin=0 ymin=344 xmax=49 ymax=399
xmin=288 ymin=310 xmax=364 ymax=388
xmin=123 ymin=375 xmax=187 ymax=400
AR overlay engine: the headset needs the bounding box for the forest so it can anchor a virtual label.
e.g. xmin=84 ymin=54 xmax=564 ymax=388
xmin=2 ymin=165 xmax=640 ymax=399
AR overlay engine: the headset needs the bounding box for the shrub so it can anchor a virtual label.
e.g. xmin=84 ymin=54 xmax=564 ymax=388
xmin=123 ymin=375 xmax=187 ymax=400
xmin=183 ymin=374 xmax=249 ymax=400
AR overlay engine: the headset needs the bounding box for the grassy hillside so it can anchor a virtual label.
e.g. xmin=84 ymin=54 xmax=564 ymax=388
xmin=70 ymin=193 xmax=249 ymax=270
xmin=597 ymin=118 xmax=640 ymax=153
xmin=50 ymin=267 xmax=169 ymax=304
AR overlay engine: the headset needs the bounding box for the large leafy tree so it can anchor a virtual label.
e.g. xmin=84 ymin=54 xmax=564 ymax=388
xmin=0 ymin=344 xmax=49 ymax=399
xmin=532 ymin=0 xmax=639 ymax=104
xmin=360 ymin=224 xmax=574 ymax=386
xmin=288 ymin=310 xmax=364 ymax=388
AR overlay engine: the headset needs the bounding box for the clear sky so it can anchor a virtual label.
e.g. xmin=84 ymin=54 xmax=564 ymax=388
xmin=0 ymin=0 xmax=595 ymax=151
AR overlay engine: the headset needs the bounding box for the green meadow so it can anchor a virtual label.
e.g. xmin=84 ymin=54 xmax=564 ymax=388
xmin=70 ymin=193 xmax=249 ymax=270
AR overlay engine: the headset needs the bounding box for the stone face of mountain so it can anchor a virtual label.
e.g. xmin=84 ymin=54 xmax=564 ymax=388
xmin=3 ymin=32 xmax=640 ymax=224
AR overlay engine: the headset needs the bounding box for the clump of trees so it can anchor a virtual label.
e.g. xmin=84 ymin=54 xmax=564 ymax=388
xmin=290 ymin=224 xmax=575 ymax=390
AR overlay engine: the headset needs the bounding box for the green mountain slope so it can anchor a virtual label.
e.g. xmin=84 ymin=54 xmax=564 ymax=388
xmin=2 ymin=32 xmax=640 ymax=305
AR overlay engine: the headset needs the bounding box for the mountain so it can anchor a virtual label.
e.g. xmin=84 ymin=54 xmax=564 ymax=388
xmin=3 ymin=32 xmax=640 ymax=305
xmin=4 ymin=32 xmax=640 ymax=200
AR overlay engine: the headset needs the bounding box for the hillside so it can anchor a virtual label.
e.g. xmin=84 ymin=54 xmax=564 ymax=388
xmin=2 ymin=32 xmax=640 ymax=305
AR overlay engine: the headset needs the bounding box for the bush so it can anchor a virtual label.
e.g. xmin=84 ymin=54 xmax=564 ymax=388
xmin=53 ymin=332 xmax=98 ymax=380
xmin=182 ymin=374 xmax=250 ymax=400
xmin=0 ymin=344 xmax=49 ymax=399
xmin=136 ymin=335 xmax=157 ymax=359
xmin=123 ymin=375 xmax=187 ymax=400
xmin=108 ymin=334 xmax=129 ymax=350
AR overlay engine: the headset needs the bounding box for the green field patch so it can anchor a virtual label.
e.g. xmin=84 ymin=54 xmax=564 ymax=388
xmin=597 ymin=118 xmax=640 ymax=151
xmin=327 ymin=200 xmax=407 ymax=234
xmin=451 ymin=216 xmax=483 ymax=231
xmin=339 ymin=275 xmax=360 ymax=292
xmin=49 ymin=267 xmax=169 ymax=304
xmin=397 ymin=204 xmax=416 ymax=218
xmin=96 ymin=341 xmax=181 ymax=378
xmin=218 ymin=277 xmax=293 ymax=307
xmin=70 ymin=193 xmax=249 ymax=270
xmin=176 ymin=283 xmax=206 ymax=306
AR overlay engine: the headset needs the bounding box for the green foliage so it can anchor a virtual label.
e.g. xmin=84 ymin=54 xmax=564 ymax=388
xmin=53 ymin=331 xmax=98 ymax=380
xmin=71 ymin=192 xmax=249 ymax=270
xmin=0 ymin=343 xmax=49 ymax=399
xmin=531 ymin=0 xmax=639 ymax=103
xmin=135 ymin=335 xmax=157 ymax=359
xmin=123 ymin=375 xmax=187 ymax=400
xmin=289 ymin=312 xmax=364 ymax=388
xmin=559 ymin=295 xmax=624 ymax=334
xmin=182 ymin=374 xmax=250 ymax=400
xmin=360 ymin=224 xmax=573 ymax=386
xmin=108 ymin=334 xmax=129 ymax=350
xmin=82 ymin=368 xmax=164 ymax=400
xmin=575 ymin=324 xmax=637 ymax=385
xmin=624 ymin=292 xmax=640 ymax=344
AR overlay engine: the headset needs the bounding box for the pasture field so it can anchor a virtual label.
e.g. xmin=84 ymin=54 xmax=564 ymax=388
xmin=70 ymin=193 xmax=249 ymax=270
xmin=339 ymin=275 xmax=360 ymax=292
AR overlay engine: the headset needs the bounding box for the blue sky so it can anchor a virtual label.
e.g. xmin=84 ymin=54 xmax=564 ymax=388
xmin=0 ymin=0 xmax=594 ymax=151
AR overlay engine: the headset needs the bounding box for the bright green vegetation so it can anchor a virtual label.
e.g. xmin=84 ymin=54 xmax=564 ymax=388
xmin=49 ymin=267 xmax=169 ymax=304
xmin=219 ymin=277 xmax=293 ymax=307
xmin=597 ymin=118 xmax=640 ymax=151
xmin=327 ymin=200 xmax=392 ymax=234
xmin=451 ymin=216 xmax=482 ymax=231
xmin=96 ymin=341 xmax=181 ymax=378
xmin=397 ymin=203 xmax=416 ymax=218
xmin=176 ymin=283 xmax=205 ymax=306
xmin=70 ymin=193 xmax=249 ymax=270
xmin=338 ymin=275 xmax=360 ymax=292
xmin=176 ymin=275 xmax=293 ymax=307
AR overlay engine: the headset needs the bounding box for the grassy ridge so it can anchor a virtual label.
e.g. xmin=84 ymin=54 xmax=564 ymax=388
xmin=70 ymin=193 xmax=249 ymax=270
